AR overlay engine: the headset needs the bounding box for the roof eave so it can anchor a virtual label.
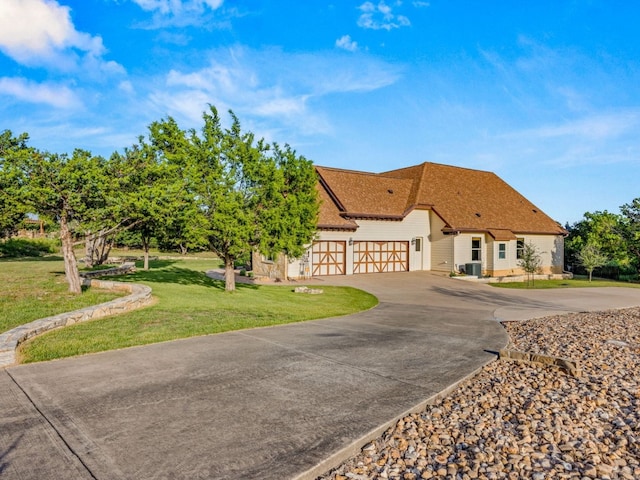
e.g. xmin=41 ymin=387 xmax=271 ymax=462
xmin=343 ymin=212 xmax=404 ymax=221
xmin=317 ymin=223 xmax=358 ymax=232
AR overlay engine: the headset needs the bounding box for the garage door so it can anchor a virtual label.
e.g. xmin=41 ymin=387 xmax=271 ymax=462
xmin=353 ymin=241 xmax=409 ymax=274
xmin=312 ymin=241 xmax=346 ymax=275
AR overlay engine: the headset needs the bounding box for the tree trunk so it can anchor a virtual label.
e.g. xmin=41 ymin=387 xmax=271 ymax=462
xmin=142 ymin=235 xmax=150 ymax=271
xmin=224 ymin=257 xmax=236 ymax=292
xmin=60 ymin=215 xmax=82 ymax=294
xmin=84 ymin=229 xmax=113 ymax=267
xmin=84 ymin=231 xmax=96 ymax=268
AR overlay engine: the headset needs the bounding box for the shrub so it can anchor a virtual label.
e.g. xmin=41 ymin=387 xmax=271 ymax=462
xmin=0 ymin=238 xmax=59 ymax=258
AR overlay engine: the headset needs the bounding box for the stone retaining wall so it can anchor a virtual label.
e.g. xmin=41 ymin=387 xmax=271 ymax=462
xmin=79 ymin=262 xmax=136 ymax=279
xmin=0 ymin=278 xmax=153 ymax=367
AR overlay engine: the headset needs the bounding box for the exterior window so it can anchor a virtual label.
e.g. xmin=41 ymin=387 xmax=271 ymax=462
xmin=516 ymin=238 xmax=525 ymax=259
xmin=498 ymin=243 xmax=506 ymax=259
xmin=471 ymin=237 xmax=481 ymax=261
xmin=415 ymin=237 xmax=422 ymax=252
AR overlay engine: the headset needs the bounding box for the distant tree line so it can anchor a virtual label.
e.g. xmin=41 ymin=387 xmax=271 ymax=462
xmin=565 ymin=201 xmax=640 ymax=281
xmin=0 ymin=106 xmax=319 ymax=293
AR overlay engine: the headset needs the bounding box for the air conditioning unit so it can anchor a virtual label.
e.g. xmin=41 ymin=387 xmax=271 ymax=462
xmin=465 ymin=262 xmax=482 ymax=277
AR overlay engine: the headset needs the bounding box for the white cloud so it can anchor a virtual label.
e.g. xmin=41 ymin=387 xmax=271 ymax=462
xmin=119 ymin=80 xmax=135 ymax=94
xmin=131 ymin=0 xmax=224 ymax=27
xmin=520 ymin=113 xmax=639 ymax=141
xmin=358 ymin=1 xmax=410 ymax=30
xmin=336 ymin=35 xmax=358 ymax=52
xmin=133 ymin=0 xmax=223 ymax=15
xmin=0 ymin=0 xmax=98 ymax=63
xmin=148 ymin=47 xmax=401 ymax=137
xmin=161 ymin=61 xmax=310 ymax=124
xmin=0 ymin=0 xmax=124 ymax=76
xmin=0 ymin=77 xmax=81 ymax=109
xmin=493 ymin=111 xmax=640 ymax=169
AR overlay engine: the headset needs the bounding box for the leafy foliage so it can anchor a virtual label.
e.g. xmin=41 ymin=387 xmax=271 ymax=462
xmin=0 ymin=130 xmax=31 ymax=238
xmin=20 ymin=148 xmax=111 ymax=293
xmin=0 ymin=238 xmax=57 ymax=258
xmin=565 ymin=211 xmax=630 ymax=272
xmin=565 ymin=202 xmax=640 ymax=278
xmin=576 ymin=243 xmax=608 ymax=282
xmin=620 ymin=198 xmax=640 ymax=274
xmin=150 ymin=107 xmax=319 ymax=291
xmin=2 ymin=106 xmax=318 ymax=293
xmin=518 ymin=241 xmax=543 ymax=287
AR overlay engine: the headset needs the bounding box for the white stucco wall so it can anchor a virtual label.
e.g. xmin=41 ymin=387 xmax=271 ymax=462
xmin=454 ymin=233 xmax=487 ymax=273
xmin=516 ymin=234 xmax=564 ymax=274
xmin=285 ymin=211 xmax=565 ymax=278
xmin=429 ymin=213 xmax=453 ymax=272
xmin=288 ymin=209 xmax=431 ymax=277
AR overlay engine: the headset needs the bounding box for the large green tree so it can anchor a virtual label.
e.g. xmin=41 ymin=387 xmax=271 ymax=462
xmin=254 ymin=142 xmax=319 ymax=261
xmin=150 ymin=107 xmax=319 ymax=291
xmin=145 ymin=117 xmax=205 ymax=257
xmin=23 ymin=149 xmax=110 ymax=293
xmin=565 ymin=210 xmax=630 ymax=271
xmin=0 ymin=130 xmax=30 ymax=238
xmin=108 ymin=138 xmax=193 ymax=270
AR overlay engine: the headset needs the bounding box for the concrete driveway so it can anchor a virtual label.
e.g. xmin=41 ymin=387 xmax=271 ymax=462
xmin=2 ymin=272 xmax=640 ymax=480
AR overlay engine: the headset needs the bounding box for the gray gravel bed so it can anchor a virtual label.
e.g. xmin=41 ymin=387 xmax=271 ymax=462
xmin=318 ymin=307 xmax=640 ymax=480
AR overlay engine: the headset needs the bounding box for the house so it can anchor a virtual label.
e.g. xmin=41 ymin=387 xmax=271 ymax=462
xmin=252 ymin=161 xmax=567 ymax=280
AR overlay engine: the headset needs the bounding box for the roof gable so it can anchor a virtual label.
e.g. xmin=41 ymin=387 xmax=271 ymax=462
xmin=316 ymin=182 xmax=358 ymax=231
xmin=383 ymin=162 xmax=565 ymax=235
xmin=316 ymin=166 xmax=414 ymax=219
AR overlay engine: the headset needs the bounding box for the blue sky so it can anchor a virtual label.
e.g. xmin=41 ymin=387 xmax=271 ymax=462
xmin=1 ymin=1 xmax=639 ymax=225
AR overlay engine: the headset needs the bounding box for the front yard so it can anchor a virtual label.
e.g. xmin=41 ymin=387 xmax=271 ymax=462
xmin=3 ymin=257 xmax=377 ymax=363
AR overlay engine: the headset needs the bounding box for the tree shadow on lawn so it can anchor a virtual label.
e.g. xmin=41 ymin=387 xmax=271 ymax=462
xmin=117 ymin=265 xmax=258 ymax=291
xmin=0 ymin=255 xmax=64 ymax=262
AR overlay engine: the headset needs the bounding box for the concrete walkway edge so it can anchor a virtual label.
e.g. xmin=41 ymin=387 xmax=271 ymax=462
xmin=294 ymin=361 xmax=496 ymax=480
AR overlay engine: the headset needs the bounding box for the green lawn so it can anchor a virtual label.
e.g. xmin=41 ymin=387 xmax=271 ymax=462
xmin=490 ymin=276 xmax=640 ymax=289
xmin=0 ymin=257 xmax=123 ymax=333
xmin=18 ymin=259 xmax=378 ymax=363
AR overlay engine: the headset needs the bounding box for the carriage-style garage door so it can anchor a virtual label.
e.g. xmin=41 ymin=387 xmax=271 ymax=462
xmin=312 ymin=241 xmax=346 ymax=276
xmin=353 ymin=241 xmax=409 ymax=274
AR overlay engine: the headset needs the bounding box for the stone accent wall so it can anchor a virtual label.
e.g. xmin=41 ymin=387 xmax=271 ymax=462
xmin=0 ymin=277 xmax=153 ymax=367
xmin=251 ymin=251 xmax=288 ymax=281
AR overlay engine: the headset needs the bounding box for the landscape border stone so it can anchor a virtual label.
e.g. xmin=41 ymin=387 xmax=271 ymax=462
xmin=499 ymin=348 xmax=581 ymax=377
xmin=79 ymin=261 xmax=136 ymax=279
xmin=0 ymin=276 xmax=152 ymax=368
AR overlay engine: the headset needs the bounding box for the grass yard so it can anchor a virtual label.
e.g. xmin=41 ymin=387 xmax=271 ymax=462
xmin=18 ymin=259 xmax=378 ymax=363
xmin=0 ymin=257 xmax=123 ymax=333
xmin=490 ymin=276 xmax=640 ymax=289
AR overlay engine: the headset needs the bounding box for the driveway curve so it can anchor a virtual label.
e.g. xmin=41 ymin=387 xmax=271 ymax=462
xmin=2 ymin=272 xmax=640 ymax=480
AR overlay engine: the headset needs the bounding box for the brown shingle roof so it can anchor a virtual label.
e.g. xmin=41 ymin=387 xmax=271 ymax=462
xmin=316 ymin=182 xmax=358 ymax=231
xmin=316 ymin=162 xmax=566 ymax=236
xmin=316 ymin=166 xmax=414 ymax=219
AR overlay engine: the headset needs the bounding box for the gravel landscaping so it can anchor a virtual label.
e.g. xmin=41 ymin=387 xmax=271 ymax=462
xmin=319 ymin=307 xmax=640 ymax=480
